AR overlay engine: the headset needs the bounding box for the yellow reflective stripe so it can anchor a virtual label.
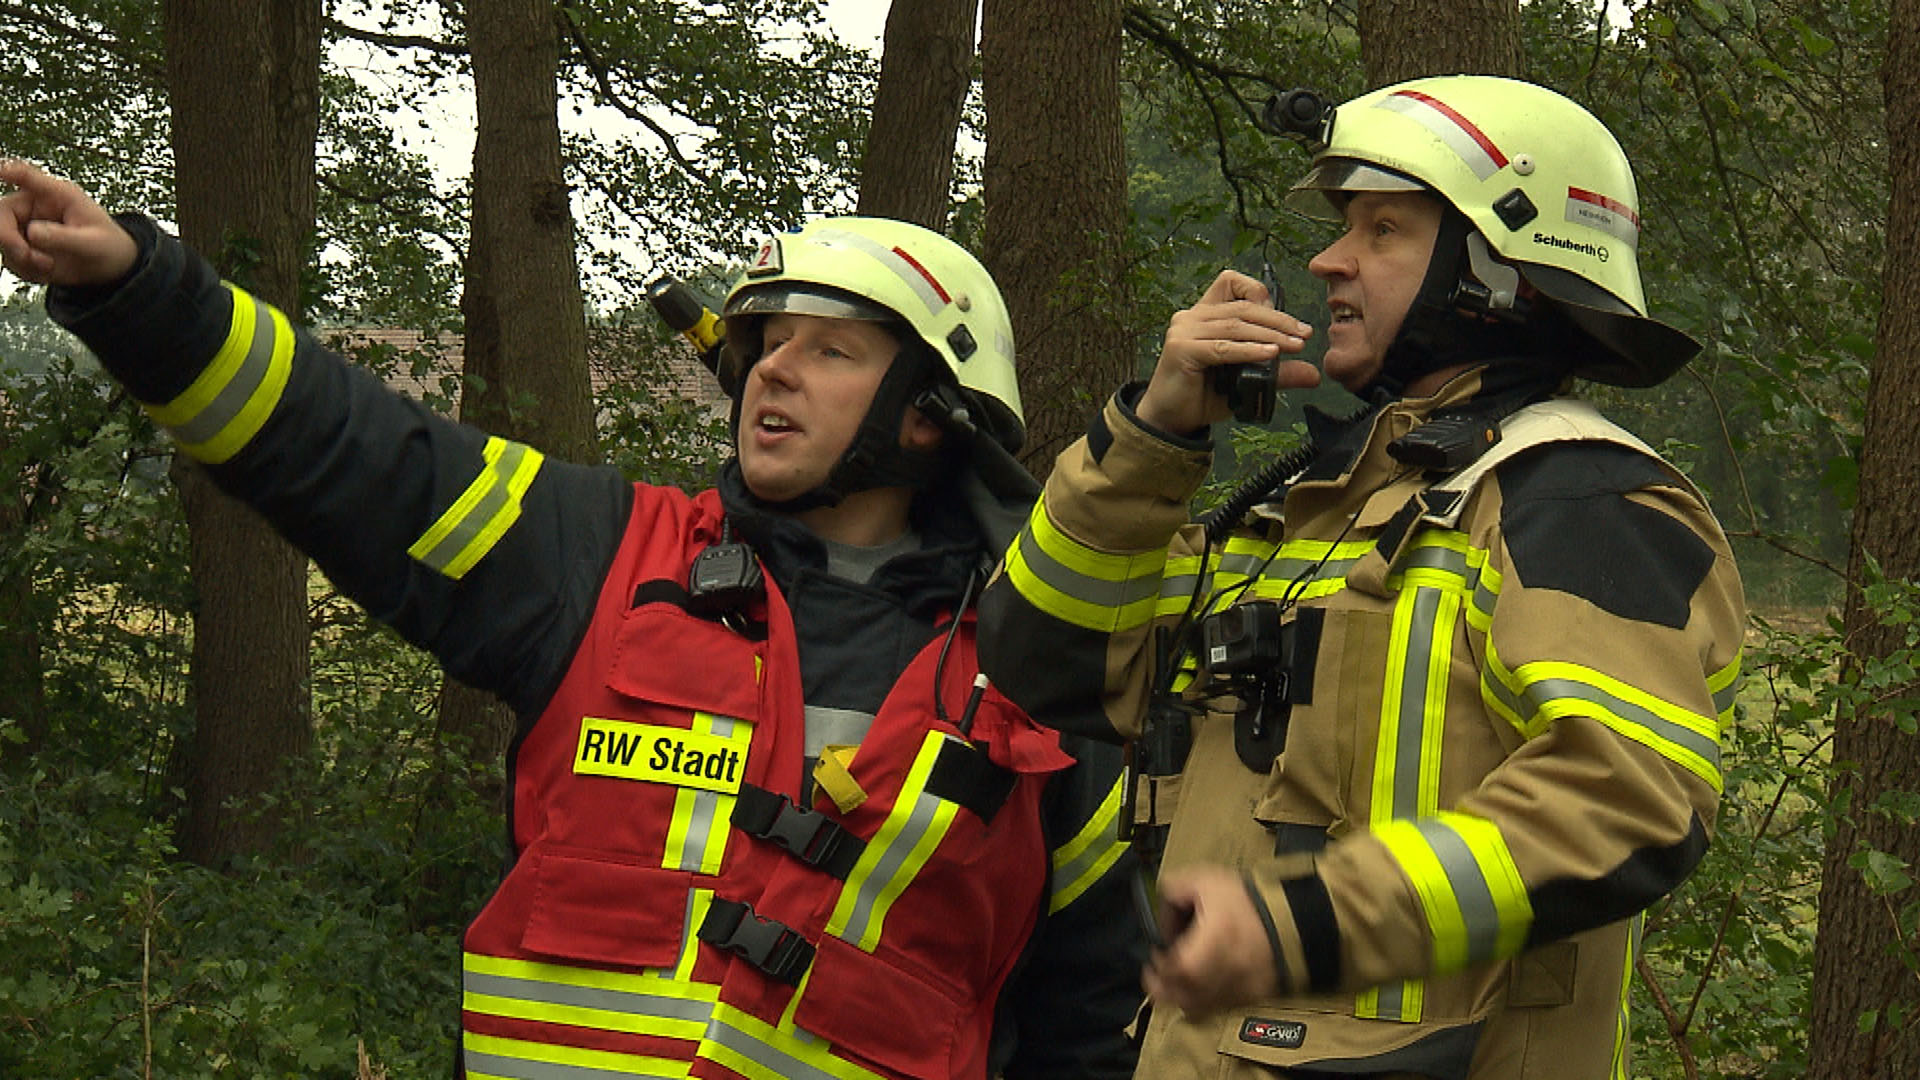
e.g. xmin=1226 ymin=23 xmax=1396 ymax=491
xmin=826 ymin=731 xmax=958 ymax=950
xmin=697 ymin=1003 xmax=883 ymax=1080
xmin=1467 ymin=557 xmax=1502 ymax=632
xmin=1004 ymin=498 xmax=1169 ymax=632
xmin=145 ymin=284 xmax=293 ymax=464
xmin=462 ymin=952 xmax=718 ymax=1045
xmin=662 ymin=714 xmax=750 ymax=874
xmin=463 ymin=1026 xmax=692 ymax=1078
xmin=1708 ymin=648 xmax=1743 ymax=722
xmin=1050 ymin=773 xmax=1128 ymax=913
xmin=1363 ymin=580 xmax=1458 ymax=1023
xmin=409 ymin=435 xmax=545 ymax=579
xmin=1484 ymin=642 xmax=1724 ymax=792
xmin=1159 ymin=538 xmax=1368 ymax=620
xmin=675 ymin=890 xmax=714 ymax=982
xmin=1373 ymin=812 xmax=1533 ymax=975
xmin=1354 ymin=978 xmax=1420 ymax=1023
xmin=1611 ymin=913 xmax=1643 ymax=1080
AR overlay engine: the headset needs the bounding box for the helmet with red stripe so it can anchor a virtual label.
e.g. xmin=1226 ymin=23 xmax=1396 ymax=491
xmin=720 ymin=217 xmax=1027 ymax=509
xmin=1287 ymin=75 xmax=1697 ymax=389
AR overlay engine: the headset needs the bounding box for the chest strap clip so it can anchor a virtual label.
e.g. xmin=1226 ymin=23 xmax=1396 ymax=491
xmin=733 ymin=784 xmax=865 ymax=879
xmin=697 ymin=898 xmax=815 ymax=986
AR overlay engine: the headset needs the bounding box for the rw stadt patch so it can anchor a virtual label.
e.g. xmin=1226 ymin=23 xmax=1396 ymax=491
xmin=1239 ymin=1017 xmax=1307 ymax=1049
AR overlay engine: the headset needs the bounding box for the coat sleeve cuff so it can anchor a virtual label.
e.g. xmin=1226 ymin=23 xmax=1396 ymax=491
xmin=1248 ymin=865 xmax=1345 ymax=996
xmin=47 ymin=215 xmax=233 ymax=406
xmin=1036 ymin=392 xmax=1213 ymax=554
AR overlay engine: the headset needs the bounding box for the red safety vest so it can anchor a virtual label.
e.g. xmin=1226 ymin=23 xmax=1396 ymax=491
xmin=459 ymin=483 xmax=1075 ymax=1080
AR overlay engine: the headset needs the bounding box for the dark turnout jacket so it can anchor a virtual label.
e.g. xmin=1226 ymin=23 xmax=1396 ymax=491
xmin=51 ymin=217 xmax=1146 ymax=1079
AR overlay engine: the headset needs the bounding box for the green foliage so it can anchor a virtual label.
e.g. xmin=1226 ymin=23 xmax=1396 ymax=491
xmin=1632 ymin=610 xmax=1834 ymax=1078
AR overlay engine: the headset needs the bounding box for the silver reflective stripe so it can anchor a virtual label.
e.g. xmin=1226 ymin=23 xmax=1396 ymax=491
xmin=169 ymin=290 xmax=279 ymax=447
xmin=413 ymin=440 xmax=535 ymax=573
xmin=1399 ymin=543 xmax=1469 ymax=577
xmin=1421 ymin=819 xmax=1503 ymax=966
xmin=804 ymin=706 xmax=876 ymax=759
xmin=1018 ymin=523 xmax=1164 ymax=610
xmin=1372 ymin=980 xmax=1406 ymax=1022
xmin=818 ymin=228 xmax=945 ymax=314
xmin=1391 ymin=589 xmax=1445 ymax=816
xmin=1050 ymin=774 xmax=1127 ymax=912
xmin=699 ymin=1017 xmax=844 ymax=1080
xmin=1518 ymin=675 xmax=1721 ymax=775
xmin=461 ymin=1046 xmax=684 ymax=1080
xmin=1711 ymin=668 xmax=1741 ymax=717
xmin=464 ymin=970 xmax=711 ymax=1026
xmin=666 ymin=715 xmax=742 ymax=874
xmin=836 ymin=780 xmax=943 ymax=945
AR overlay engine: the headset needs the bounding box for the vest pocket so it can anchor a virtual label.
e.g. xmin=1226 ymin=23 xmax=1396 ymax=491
xmin=790 ymin=933 xmax=963 ymax=1079
xmin=610 ymin=603 xmax=763 ymax=720
xmin=1507 ymin=940 xmax=1578 ymax=1008
xmin=520 ymin=847 xmax=693 ymax=970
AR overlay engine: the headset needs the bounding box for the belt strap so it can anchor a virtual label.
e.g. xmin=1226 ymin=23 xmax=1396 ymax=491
xmin=697 ymin=898 xmax=815 ymax=986
xmin=733 ymin=784 xmax=866 ymax=879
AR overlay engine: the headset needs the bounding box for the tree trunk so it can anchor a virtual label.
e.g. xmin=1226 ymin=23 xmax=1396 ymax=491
xmin=980 ymin=0 xmax=1131 ymax=476
xmin=856 ymin=0 xmax=979 ymax=230
xmin=1356 ymin=0 xmax=1523 ymax=86
xmin=0 ymin=452 xmax=43 ymax=759
xmin=1808 ymin=0 xmax=1920 ymax=1072
xmin=161 ymin=0 xmax=321 ymax=868
xmin=443 ymin=0 xmax=598 ymax=779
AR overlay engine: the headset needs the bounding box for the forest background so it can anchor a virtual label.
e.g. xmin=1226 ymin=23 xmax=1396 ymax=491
xmin=0 ymin=0 xmax=1913 ymax=1077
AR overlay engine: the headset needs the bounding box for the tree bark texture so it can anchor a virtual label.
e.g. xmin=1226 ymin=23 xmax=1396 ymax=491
xmin=161 ymin=0 xmax=320 ymax=868
xmin=1809 ymin=0 xmax=1920 ymax=1072
xmin=980 ymin=0 xmax=1132 ymax=476
xmin=0 ymin=449 xmax=44 ymax=760
xmin=856 ymin=0 xmax=979 ymax=230
xmin=1356 ymin=0 xmax=1523 ymax=86
xmin=445 ymin=0 xmax=599 ymax=776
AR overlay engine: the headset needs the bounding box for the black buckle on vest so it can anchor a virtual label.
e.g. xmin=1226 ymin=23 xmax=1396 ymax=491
xmin=697 ymin=898 xmax=815 ymax=985
xmin=733 ymin=784 xmax=865 ymax=879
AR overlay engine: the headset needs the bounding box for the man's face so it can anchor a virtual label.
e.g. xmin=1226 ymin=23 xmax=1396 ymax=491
xmin=1306 ymin=190 xmax=1444 ymax=392
xmin=736 ymin=312 xmax=901 ymax=503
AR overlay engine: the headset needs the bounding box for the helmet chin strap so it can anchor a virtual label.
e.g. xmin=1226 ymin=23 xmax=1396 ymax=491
xmin=736 ymin=344 xmax=949 ymax=515
xmin=1359 ymin=209 xmax=1545 ymax=401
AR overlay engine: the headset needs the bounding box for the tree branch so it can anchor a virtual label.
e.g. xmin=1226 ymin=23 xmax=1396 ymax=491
xmin=555 ymin=0 xmax=712 ymax=186
xmin=322 ymin=15 xmax=465 ymax=56
xmin=0 ymin=2 xmax=163 ymax=84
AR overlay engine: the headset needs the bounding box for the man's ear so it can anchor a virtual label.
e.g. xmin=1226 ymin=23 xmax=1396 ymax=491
xmin=901 ymin=406 xmax=946 ymax=452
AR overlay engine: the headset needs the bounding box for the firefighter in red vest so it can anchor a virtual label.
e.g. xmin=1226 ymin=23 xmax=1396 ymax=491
xmin=1 ymin=159 xmax=1147 ymax=1080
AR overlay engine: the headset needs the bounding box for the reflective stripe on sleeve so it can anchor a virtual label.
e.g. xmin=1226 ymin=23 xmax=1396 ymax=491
xmin=1372 ymin=812 xmax=1534 ymax=975
xmin=1049 ymin=772 xmax=1128 ymax=913
xmin=1708 ymin=649 xmax=1743 ymax=724
xmin=1482 ymin=642 xmax=1725 ymax=793
xmin=409 ymin=435 xmax=545 ymax=579
xmin=144 ymin=283 xmax=293 ymax=464
xmin=1003 ymin=497 xmax=1168 ymax=633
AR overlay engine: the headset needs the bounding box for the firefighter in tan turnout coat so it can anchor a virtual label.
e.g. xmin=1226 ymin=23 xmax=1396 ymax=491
xmin=977 ymin=75 xmax=1746 ymax=1079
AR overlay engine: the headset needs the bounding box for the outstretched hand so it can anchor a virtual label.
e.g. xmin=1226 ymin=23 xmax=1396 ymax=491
xmin=0 ymin=160 xmax=138 ymax=287
xmin=1135 ymin=269 xmax=1320 ymax=434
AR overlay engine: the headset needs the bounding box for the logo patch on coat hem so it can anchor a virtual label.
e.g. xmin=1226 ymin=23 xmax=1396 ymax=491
xmin=1240 ymin=1017 xmax=1307 ymax=1049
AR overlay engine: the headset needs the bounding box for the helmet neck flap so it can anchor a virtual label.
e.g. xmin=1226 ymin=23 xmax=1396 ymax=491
xmin=728 ymin=327 xmax=952 ymax=515
xmin=1363 ymin=206 xmax=1550 ymax=401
